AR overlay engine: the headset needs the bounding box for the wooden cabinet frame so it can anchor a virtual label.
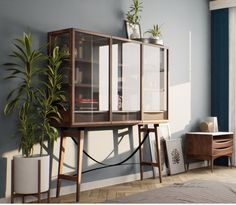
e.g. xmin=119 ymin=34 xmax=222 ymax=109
xmin=48 ymin=28 xmax=169 ymax=127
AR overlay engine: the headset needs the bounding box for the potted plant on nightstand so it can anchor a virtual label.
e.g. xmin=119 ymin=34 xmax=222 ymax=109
xmin=126 ymin=0 xmax=143 ymax=39
xmin=4 ymin=33 xmax=65 ymax=202
xmin=145 ymin=24 xmax=164 ymax=45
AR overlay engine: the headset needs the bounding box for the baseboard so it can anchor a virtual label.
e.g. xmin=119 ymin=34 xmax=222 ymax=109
xmin=0 ymin=162 xmax=204 ymax=203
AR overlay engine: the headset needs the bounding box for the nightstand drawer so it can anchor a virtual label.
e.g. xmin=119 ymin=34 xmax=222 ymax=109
xmin=213 ymin=146 xmax=233 ymax=156
xmin=213 ymin=139 xmax=233 ymax=149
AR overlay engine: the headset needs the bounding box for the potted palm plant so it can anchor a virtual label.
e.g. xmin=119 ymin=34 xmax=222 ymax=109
xmin=126 ymin=0 xmax=143 ymax=39
xmin=145 ymin=24 xmax=164 ymax=45
xmin=4 ymin=32 xmax=65 ymax=200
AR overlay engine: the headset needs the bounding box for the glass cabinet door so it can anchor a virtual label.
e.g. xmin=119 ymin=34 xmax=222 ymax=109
xmin=143 ymin=45 xmax=168 ymax=120
xmin=49 ymin=31 xmax=72 ymax=125
xmin=112 ymin=39 xmax=141 ymax=121
xmin=74 ymin=32 xmax=110 ymax=123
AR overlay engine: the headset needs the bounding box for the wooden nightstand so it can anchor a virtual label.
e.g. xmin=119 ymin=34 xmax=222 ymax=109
xmin=185 ymin=132 xmax=233 ymax=172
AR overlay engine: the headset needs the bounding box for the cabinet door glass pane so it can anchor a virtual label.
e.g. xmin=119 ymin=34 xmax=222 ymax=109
xmin=74 ymin=32 xmax=109 ymax=123
xmin=143 ymin=45 xmax=167 ymax=112
xmin=51 ymin=33 xmax=71 ymax=113
xmin=160 ymin=49 xmax=167 ymax=111
xmin=112 ymin=40 xmax=140 ymax=121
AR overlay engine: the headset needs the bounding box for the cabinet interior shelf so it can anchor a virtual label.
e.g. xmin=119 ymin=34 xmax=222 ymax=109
xmin=75 ymin=59 xmax=93 ymax=64
xmin=113 ymin=111 xmax=140 ymax=113
xmin=74 ymin=111 xmax=107 ymax=113
xmin=144 ymin=111 xmax=165 ymax=113
xmin=75 ymin=83 xmax=99 ymax=88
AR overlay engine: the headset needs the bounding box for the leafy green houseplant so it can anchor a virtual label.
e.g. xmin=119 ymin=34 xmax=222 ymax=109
xmin=4 ymin=33 xmax=44 ymax=157
xmin=126 ymin=0 xmax=143 ymax=39
xmin=4 ymin=33 xmax=65 ymax=157
xmin=4 ymin=32 xmax=65 ymax=196
xmin=145 ymin=24 xmax=164 ymax=45
xmin=36 ymin=46 xmax=65 ymax=155
xmin=145 ymin=24 xmax=162 ymax=39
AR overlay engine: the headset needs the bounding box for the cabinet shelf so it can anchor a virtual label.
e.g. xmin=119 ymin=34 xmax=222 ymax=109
xmin=75 ymin=111 xmax=107 ymax=113
xmin=143 ymin=88 xmax=165 ymax=92
xmin=113 ymin=110 xmax=140 ymax=113
xmin=75 ymin=59 xmax=92 ymax=64
xmin=75 ymin=59 xmax=100 ymax=67
xmin=144 ymin=111 xmax=165 ymax=113
xmin=75 ymin=83 xmax=99 ymax=88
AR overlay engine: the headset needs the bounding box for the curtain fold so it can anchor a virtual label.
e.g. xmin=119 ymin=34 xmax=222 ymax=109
xmin=211 ymin=9 xmax=229 ymax=132
xmin=229 ymin=7 xmax=236 ymax=165
xmin=211 ymin=9 xmax=229 ymax=166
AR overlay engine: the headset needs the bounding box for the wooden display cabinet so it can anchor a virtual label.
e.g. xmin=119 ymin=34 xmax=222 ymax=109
xmin=48 ymin=28 xmax=169 ymax=127
xmin=48 ymin=28 xmax=169 ymax=202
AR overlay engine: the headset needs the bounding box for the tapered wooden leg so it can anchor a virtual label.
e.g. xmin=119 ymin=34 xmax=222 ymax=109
xmin=138 ymin=125 xmax=144 ymax=180
xmin=211 ymin=158 xmax=214 ymax=173
xmin=229 ymin=156 xmax=233 ymax=168
xmin=76 ymin=129 xmax=84 ymax=202
xmin=38 ymin=194 xmax=41 ymax=203
xmin=47 ymin=189 xmax=50 ymax=203
xmin=38 ymin=160 xmax=41 ymax=203
xmin=56 ymin=132 xmax=67 ymax=198
xmin=48 ymin=141 xmax=54 ymax=203
xmin=186 ymin=161 xmax=189 ymax=172
xmin=11 ymin=160 xmax=14 ymax=203
xmin=155 ymin=126 xmax=162 ymax=183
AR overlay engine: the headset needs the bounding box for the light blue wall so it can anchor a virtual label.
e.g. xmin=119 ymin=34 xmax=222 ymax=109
xmin=0 ymin=0 xmax=210 ymax=198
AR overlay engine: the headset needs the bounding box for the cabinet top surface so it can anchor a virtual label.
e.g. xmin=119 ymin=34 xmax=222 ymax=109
xmin=186 ymin=131 xmax=233 ymax=136
xmin=48 ymin=27 xmax=169 ymax=49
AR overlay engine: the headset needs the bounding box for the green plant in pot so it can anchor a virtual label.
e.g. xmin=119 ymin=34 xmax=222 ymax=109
xmin=126 ymin=0 xmax=143 ymax=39
xmin=145 ymin=24 xmax=164 ymax=45
xmin=36 ymin=46 xmax=66 ymax=156
xmin=4 ymin=32 xmax=65 ymax=200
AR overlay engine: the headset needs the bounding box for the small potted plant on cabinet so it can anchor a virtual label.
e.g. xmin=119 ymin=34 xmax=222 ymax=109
xmin=126 ymin=0 xmax=143 ymax=39
xmin=4 ymin=33 xmax=65 ymax=202
xmin=145 ymin=24 xmax=164 ymax=45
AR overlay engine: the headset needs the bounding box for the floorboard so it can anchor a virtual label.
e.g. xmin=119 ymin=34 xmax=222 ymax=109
xmin=47 ymin=166 xmax=236 ymax=203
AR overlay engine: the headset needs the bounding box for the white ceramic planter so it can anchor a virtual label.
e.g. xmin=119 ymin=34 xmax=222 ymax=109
xmin=13 ymin=155 xmax=50 ymax=194
xmin=150 ymin=37 xmax=164 ymax=45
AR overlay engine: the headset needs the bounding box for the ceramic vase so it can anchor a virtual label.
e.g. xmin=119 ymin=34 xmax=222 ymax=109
xmin=13 ymin=155 xmax=50 ymax=194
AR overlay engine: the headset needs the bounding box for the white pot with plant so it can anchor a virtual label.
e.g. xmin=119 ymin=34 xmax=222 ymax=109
xmin=126 ymin=0 xmax=143 ymax=39
xmin=145 ymin=24 xmax=164 ymax=45
xmin=4 ymin=33 xmax=65 ymax=201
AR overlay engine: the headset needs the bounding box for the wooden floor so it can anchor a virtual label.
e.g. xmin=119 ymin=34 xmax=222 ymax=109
xmin=49 ymin=166 xmax=236 ymax=203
